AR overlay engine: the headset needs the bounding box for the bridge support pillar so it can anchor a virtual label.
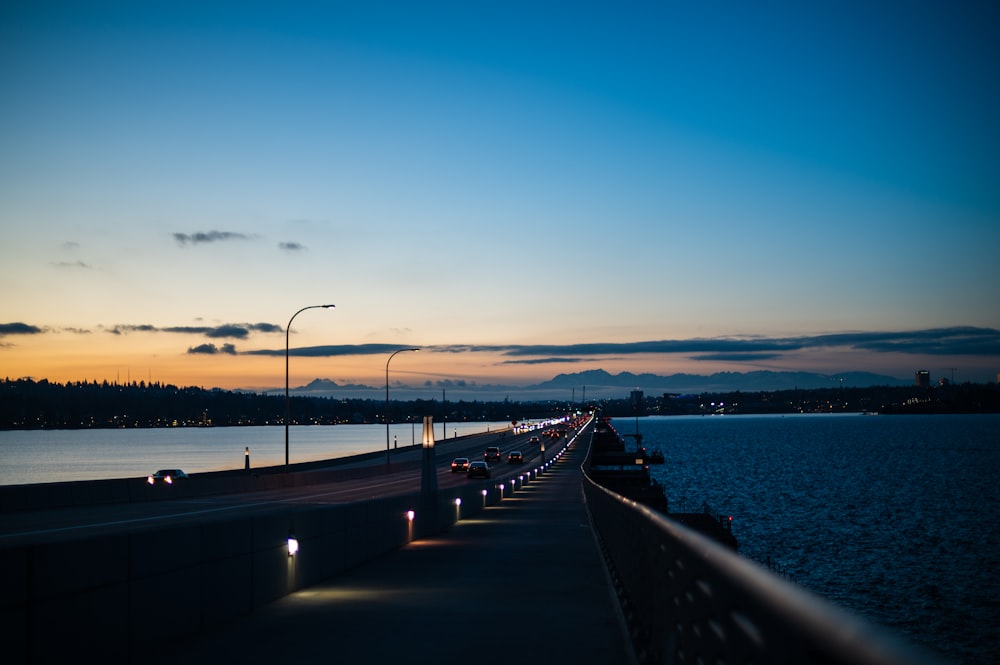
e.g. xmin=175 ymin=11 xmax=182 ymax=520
xmin=420 ymin=416 xmax=439 ymax=533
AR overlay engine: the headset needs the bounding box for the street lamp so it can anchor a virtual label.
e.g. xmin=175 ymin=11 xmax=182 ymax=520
xmin=386 ymin=347 xmax=419 ymax=463
xmin=285 ymin=304 xmax=335 ymax=470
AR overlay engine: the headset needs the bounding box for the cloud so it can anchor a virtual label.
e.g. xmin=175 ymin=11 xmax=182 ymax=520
xmin=690 ymin=352 xmax=786 ymax=362
xmin=207 ymin=324 xmax=285 ymax=338
xmin=28 ymin=322 xmax=997 ymax=364
xmin=108 ymin=323 xmax=282 ymax=338
xmin=164 ymin=325 xmax=249 ymax=338
xmin=279 ymin=241 xmax=305 ymax=252
xmin=173 ymin=231 xmax=252 ymax=246
xmin=484 ymin=327 xmax=1000 ymax=361
xmin=0 ymin=322 xmax=43 ymax=336
xmin=246 ymin=343 xmax=410 ymax=357
xmin=489 ymin=339 xmax=801 ymax=357
xmin=201 ymin=325 xmax=252 ymax=339
xmin=501 ymin=357 xmax=587 ymax=365
xmin=803 ymin=327 xmax=1000 ymax=356
xmin=51 ymin=260 xmax=93 ymax=269
xmin=187 ymin=343 xmax=237 ymax=355
xmin=244 ymin=327 xmax=1000 ymax=362
xmin=107 ymin=324 xmax=157 ymax=335
xmin=249 ymin=323 xmax=283 ymax=334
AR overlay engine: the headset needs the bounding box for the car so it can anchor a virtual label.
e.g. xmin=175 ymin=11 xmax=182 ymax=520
xmin=147 ymin=469 xmax=188 ymax=485
xmin=484 ymin=446 xmax=501 ymax=463
xmin=529 ymin=435 xmax=540 ymax=444
xmin=507 ymin=450 xmax=523 ymax=464
xmin=467 ymin=461 xmax=491 ymax=479
xmin=451 ymin=457 xmax=470 ymax=473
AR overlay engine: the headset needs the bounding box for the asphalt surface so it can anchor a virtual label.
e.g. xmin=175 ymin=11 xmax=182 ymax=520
xmin=158 ymin=438 xmax=636 ymax=665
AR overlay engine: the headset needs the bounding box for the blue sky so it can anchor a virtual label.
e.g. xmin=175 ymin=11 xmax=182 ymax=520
xmin=2 ymin=1 xmax=998 ymax=392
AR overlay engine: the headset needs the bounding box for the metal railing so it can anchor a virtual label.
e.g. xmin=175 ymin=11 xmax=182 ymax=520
xmin=582 ymin=455 xmax=941 ymax=664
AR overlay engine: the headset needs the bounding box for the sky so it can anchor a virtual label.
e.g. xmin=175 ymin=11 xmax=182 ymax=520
xmin=2 ymin=0 xmax=999 ymax=398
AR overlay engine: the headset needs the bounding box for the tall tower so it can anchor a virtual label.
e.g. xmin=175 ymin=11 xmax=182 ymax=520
xmin=915 ymin=370 xmax=930 ymax=388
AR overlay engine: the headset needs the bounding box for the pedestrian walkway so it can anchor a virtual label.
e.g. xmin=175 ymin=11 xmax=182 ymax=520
xmin=161 ymin=440 xmax=635 ymax=665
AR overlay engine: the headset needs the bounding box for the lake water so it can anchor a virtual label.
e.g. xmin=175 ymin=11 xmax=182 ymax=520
xmin=610 ymin=413 xmax=999 ymax=665
xmin=0 ymin=421 xmax=511 ymax=486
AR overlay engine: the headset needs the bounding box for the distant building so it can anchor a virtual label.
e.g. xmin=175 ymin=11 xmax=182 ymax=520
xmin=630 ymin=389 xmax=645 ymax=415
xmin=915 ymin=370 xmax=930 ymax=388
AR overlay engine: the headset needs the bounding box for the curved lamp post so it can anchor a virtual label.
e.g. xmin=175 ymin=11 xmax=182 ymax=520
xmin=386 ymin=347 xmax=419 ymax=464
xmin=285 ymin=304 xmax=335 ymax=470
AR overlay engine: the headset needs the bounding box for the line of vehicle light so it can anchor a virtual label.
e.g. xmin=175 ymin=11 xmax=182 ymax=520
xmin=1 ymin=431 xmax=561 ymax=542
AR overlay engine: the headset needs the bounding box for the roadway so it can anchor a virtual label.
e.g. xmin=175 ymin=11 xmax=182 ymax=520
xmin=154 ymin=424 xmax=635 ymax=665
xmin=0 ymin=426 xmax=567 ymax=547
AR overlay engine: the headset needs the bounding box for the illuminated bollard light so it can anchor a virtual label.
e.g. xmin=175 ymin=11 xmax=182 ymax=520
xmin=406 ymin=509 xmax=415 ymax=542
xmin=287 ymin=531 xmax=299 ymax=557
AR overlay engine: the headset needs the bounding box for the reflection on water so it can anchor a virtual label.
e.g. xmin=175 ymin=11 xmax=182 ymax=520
xmin=0 ymin=421 xmax=511 ymax=485
xmin=611 ymin=413 xmax=999 ymax=665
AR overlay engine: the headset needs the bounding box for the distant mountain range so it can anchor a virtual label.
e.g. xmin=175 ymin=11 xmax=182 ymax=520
xmin=270 ymin=369 xmax=911 ymax=401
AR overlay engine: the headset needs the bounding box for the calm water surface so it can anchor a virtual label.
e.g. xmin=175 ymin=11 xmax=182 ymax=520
xmin=611 ymin=413 xmax=999 ymax=665
xmin=0 ymin=421 xmax=510 ymax=485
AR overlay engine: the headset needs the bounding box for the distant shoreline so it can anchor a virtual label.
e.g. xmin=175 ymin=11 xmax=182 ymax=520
xmin=2 ymin=377 xmax=998 ymax=431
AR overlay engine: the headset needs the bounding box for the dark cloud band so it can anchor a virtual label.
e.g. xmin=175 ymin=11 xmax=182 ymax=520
xmin=7 ymin=321 xmax=999 ymax=362
xmin=0 ymin=322 xmax=43 ymax=336
xmin=188 ymin=343 xmax=237 ymax=355
xmin=173 ymin=231 xmax=251 ymax=245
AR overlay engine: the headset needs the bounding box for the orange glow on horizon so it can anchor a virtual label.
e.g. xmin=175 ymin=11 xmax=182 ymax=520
xmin=4 ymin=327 xmax=980 ymax=390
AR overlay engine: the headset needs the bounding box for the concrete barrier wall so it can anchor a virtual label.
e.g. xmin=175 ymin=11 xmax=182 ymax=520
xmin=0 ymin=458 xmax=405 ymax=513
xmin=0 ymin=464 xmax=548 ymax=665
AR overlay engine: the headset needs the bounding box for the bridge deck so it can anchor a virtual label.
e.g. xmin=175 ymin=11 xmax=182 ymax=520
xmin=156 ymin=439 xmax=635 ymax=665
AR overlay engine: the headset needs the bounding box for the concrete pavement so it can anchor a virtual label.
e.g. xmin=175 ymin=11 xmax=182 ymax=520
xmin=156 ymin=439 xmax=636 ymax=665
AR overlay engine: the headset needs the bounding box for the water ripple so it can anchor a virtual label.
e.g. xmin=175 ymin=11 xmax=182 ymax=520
xmin=617 ymin=413 xmax=1000 ymax=665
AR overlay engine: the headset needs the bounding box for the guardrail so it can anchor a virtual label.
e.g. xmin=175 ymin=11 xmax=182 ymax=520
xmin=582 ymin=445 xmax=941 ymax=665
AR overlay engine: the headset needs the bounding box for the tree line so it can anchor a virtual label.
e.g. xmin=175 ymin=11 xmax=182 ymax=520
xmin=1 ymin=377 xmax=997 ymax=430
xmin=0 ymin=378 xmax=570 ymax=429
